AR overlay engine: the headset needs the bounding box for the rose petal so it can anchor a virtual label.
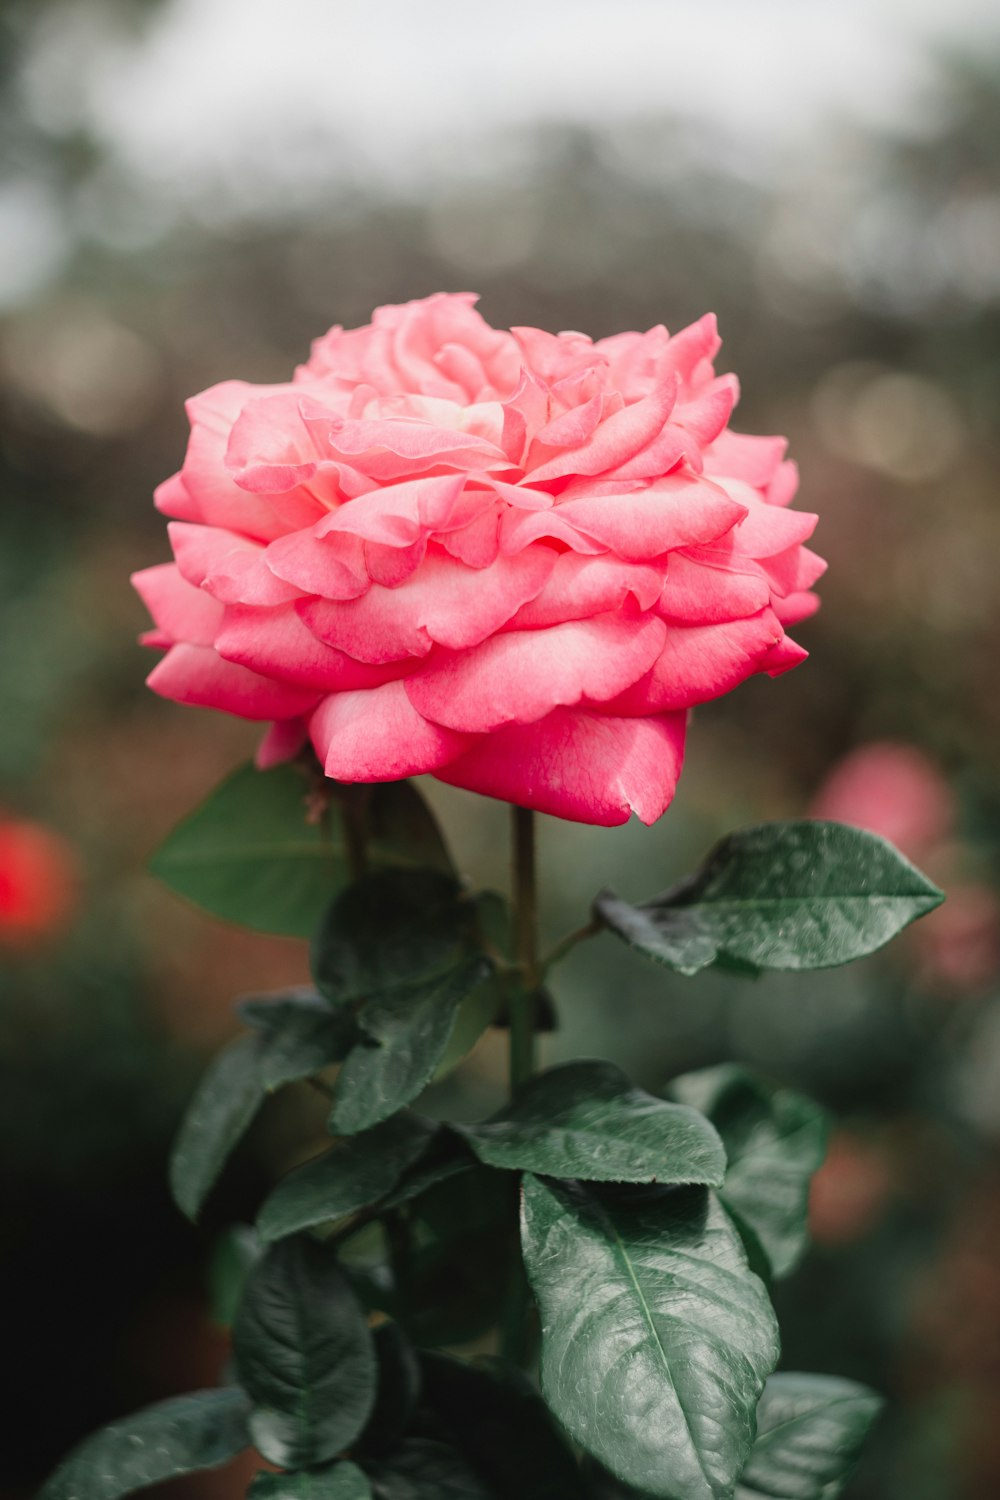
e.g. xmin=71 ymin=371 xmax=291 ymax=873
xmin=215 ymin=604 xmax=406 ymax=691
xmin=554 ymin=476 xmax=746 ymax=560
xmin=406 ymin=614 xmax=667 ymax=732
xmin=168 ymin=522 xmax=303 ymax=607
xmin=608 ymin=610 xmax=786 ymax=713
xmin=132 ymin=563 xmax=224 ymax=646
xmin=298 ymin=546 xmax=556 ymax=663
xmin=182 ymin=381 xmax=322 ymax=538
xmin=147 ymin=644 xmax=318 ymax=720
xmin=511 ymin=553 xmax=666 ymax=628
xmin=772 ymin=590 xmax=820 ymax=626
xmin=256 ymin=718 xmax=309 ymax=768
xmin=526 ymin=380 xmax=679 ymax=486
xmin=435 ymin=707 xmax=688 ymax=827
xmin=309 ymin=681 xmax=471 ymax=781
xmin=263 ymin=530 xmax=370 ymax=600
xmin=659 ymin=551 xmax=771 ymax=624
xmin=313 ymin=474 xmax=479 ymax=547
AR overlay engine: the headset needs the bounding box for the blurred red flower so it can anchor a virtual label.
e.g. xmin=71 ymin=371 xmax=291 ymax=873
xmin=0 ymin=817 xmax=78 ymax=948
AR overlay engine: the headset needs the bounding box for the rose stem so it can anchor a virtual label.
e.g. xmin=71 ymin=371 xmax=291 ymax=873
xmin=509 ymin=803 xmax=539 ymax=1095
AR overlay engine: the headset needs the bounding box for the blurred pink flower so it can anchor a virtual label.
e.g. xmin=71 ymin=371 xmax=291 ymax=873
xmin=810 ymin=741 xmax=953 ymax=860
xmin=135 ymin=294 xmax=822 ymax=825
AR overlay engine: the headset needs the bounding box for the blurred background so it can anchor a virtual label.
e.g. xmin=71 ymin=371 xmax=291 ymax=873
xmin=3 ymin=0 xmax=1000 ymax=1494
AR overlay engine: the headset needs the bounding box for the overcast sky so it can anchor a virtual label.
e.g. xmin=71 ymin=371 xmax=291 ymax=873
xmin=28 ymin=0 xmax=1000 ymax=193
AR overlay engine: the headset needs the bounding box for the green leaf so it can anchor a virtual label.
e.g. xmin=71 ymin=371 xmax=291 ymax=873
xmin=360 ymin=1321 xmax=423 ymax=1454
xmin=151 ymin=765 xmax=453 ymax=938
xmin=170 ymin=996 xmax=356 ymax=1221
xmin=372 ymin=1132 xmax=477 ymax=1214
xmin=596 ymin=820 xmax=944 ymax=976
xmin=458 ymin=1060 xmax=725 ymax=1186
xmin=364 ymin=1440 xmax=492 ymax=1499
xmin=672 ymin=1067 xmax=829 ymax=1279
xmin=257 ymin=1114 xmax=438 ymax=1242
xmin=418 ymin=1353 xmax=582 ymax=1500
xmin=208 ymin=1224 xmax=261 ymax=1328
xmin=521 ymin=1176 xmax=780 ymax=1500
xmin=311 ymin=870 xmax=480 ymax=1004
xmin=330 ymin=957 xmax=493 ymax=1135
xmin=430 ymin=971 xmax=504 ymax=1082
xmin=250 ymin=1462 xmax=372 ymax=1500
xmin=312 ymin=869 xmax=494 ymax=1132
xmin=736 ymin=1373 xmax=883 ymax=1500
xmin=397 ymin=1165 xmax=515 ymax=1346
xmin=39 ymin=1389 xmax=251 ymax=1500
xmin=239 ymin=989 xmax=358 ymax=1090
xmin=169 ymin=1035 xmax=268 ymax=1222
xmin=233 ymin=1236 xmax=376 ymax=1467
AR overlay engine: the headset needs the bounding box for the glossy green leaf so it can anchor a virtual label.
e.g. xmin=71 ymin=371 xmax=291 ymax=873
xmin=364 ymin=1440 xmax=492 ymax=1499
xmin=151 ymin=765 xmax=453 ymax=937
xmin=170 ymin=997 xmax=356 ymax=1221
xmin=249 ymin=1462 xmax=372 ymax=1500
xmin=257 ymin=1114 xmax=438 ymax=1242
xmin=360 ymin=1321 xmax=423 ymax=1454
xmin=418 ymin=1353 xmax=582 ymax=1499
xmin=39 ymin=1389 xmax=251 ymax=1500
xmin=458 ymin=1060 xmax=725 ymax=1186
xmin=521 ymin=1176 xmax=780 ymax=1500
xmin=329 ymin=957 xmax=493 ymax=1135
xmin=239 ymin=989 xmax=358 ymax=1090
xmin=233 ymin=1236 xmax=376 ymax=1467
xmin=673 ymin=1067 xmax=829 ymax=1278
xmin=596 ymin=820 xmax=944 ymax=976
xmin=736 ymin=1373 xmax=883 ymax=1500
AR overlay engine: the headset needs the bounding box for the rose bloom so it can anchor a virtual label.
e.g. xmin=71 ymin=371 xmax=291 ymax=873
xmin=134 ymin=294 xmax=823 ymax=826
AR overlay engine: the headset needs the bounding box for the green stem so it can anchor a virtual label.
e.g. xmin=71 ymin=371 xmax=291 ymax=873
xmin=340 ymin=788 xmax=370 ymax=882
xmin=509 ymin=804 xmax=539 ymax=1095
xmin=540 ymin=917 xmax=601 ymax=977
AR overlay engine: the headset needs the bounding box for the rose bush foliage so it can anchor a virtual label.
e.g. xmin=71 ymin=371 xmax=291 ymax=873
xmin=134 ymin=294 xmax=823 ymax=826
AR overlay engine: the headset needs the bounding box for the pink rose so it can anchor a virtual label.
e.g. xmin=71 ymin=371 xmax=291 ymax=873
xmin=134 ymin=294 xmax=822 ymax=826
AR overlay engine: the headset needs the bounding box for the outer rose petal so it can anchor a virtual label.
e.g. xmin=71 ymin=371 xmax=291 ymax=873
xmin=309 ymin=681 xmax=472 ymax=781
xmin=132 ymin=563 xmax=224 ymax=646
xmin=405 ymin=614 xmax=667 ymax=732
xmin=772 ymin=590 xmax=820 ymax=626
xmin=169 ymin=522 xmax=302 ymax=606
xmin=182 ymin=381 xmax=322 ymax=539
xmin=435 ymin=708 xmax=688 ymax=827
xmin=147 ymin=644 xmax=319 ymax=720
xmin=256 ymin=718 xmax=308 ymax=768
xmin=215 ymin=604 xmax=406 ymax=692
xmin=608 ymin=610 xmax=785 ymax=713
xmin=298 ymin=547 xmax=557 ymax=663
